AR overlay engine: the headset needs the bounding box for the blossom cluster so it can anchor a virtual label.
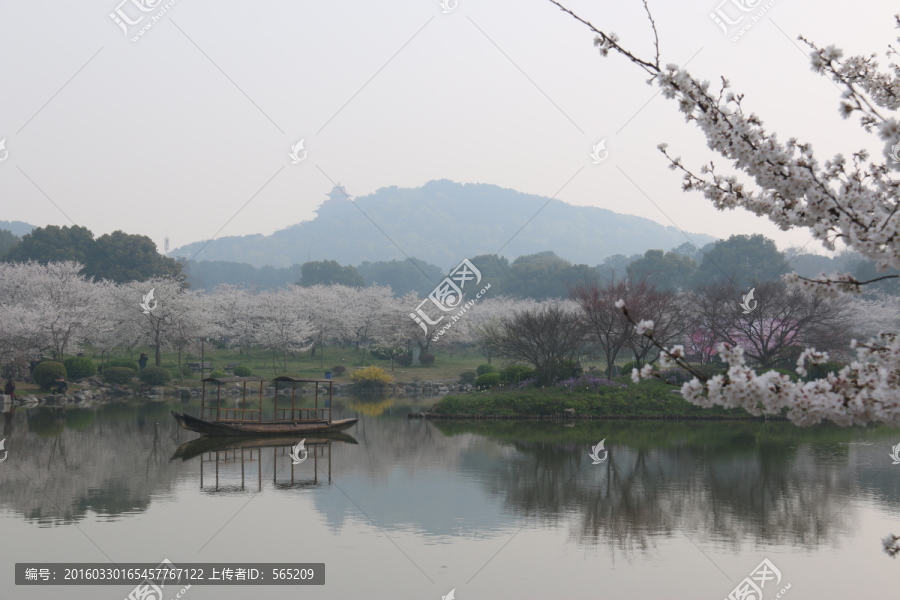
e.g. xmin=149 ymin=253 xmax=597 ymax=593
xmin=553 ymin=2 xmax=900 ymax=427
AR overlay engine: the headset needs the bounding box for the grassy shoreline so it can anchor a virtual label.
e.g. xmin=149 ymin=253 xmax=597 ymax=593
xmin=428 ymin=379 xmax=765 ymax=420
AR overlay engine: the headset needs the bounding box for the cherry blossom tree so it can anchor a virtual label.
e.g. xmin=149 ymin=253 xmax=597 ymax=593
xmin=209 ymin=284 xmax=259 ymax=358
xmin=254 ymin=287 xmax=314 ymax=375
xmin=0 ymin=261 xmax=105 ymax=361
xmin=549 ymin=1 xmax=900 ymax=427
xmin=112 ymin=277 xmax=199 ymax=367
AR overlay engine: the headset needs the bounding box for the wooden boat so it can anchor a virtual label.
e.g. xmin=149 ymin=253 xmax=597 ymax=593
xmin=171 ymin=376 xmax=357 ymax=437
xmin=171 ymin=411 xmax=358 ymax=436
xmin=171 ymin=431 xmax=358 ymax=461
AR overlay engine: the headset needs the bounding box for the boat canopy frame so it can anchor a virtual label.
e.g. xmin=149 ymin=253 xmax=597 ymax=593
xmin=200 ymin=376 xmax=265 ymax=422
xmin=272 ymin=377 xmax=333 ymax=423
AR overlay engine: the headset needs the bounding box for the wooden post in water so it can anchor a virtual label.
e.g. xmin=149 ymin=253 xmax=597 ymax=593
xmin=291 ymin=380 xmax=295 ymax=422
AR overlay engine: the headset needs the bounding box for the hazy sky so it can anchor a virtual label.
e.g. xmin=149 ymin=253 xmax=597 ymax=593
xmin=0 ymin=0 xmax=895 ymax=263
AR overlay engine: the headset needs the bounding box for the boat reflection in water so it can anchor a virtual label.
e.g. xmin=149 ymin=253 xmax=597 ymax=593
xmin=171 ymin=432 xmax=358 ymax=493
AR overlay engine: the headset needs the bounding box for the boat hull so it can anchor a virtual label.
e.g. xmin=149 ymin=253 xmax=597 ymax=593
xmin=171 ymin=411 xmax=358 ymax=436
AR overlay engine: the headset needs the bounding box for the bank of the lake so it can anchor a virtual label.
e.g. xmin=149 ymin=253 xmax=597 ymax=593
xmin=428 ymin=378 xmax=769 ymax=420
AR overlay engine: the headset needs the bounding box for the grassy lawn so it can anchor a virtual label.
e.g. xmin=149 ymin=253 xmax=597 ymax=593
xmin=430 ymin=379 xmax=760 ymax=419
xmin=69 ymin=345 xmax=503 ymax=384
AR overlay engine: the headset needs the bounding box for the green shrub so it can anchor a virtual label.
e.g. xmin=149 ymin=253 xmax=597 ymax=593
xmin=394 ymin=355 xmax=412 ymax=367
xmin=543 ymin=359 xmax=582 ymax=383
xmin=419 ymin=353 xmax=435 ymax=366
xmin=499 ymin=365 xmax=535 ymax=384
xmin=688 ymin=363 xmax=728 ymax=379
xmin=476 ymin=364 xmax=497 ymax=375
xmin=232 ymin=365 xmax=252 ymax=377
xmin=103 ymin=367 xmax=136 ymax=385
xmin=351 ymin=366 xmax=394 ymax=387
xmin=63 ymin=356 xmax=96 ymax=380
xmin=331 ymin=365 xmax=347 ymax=377
xmin=208 ymin=370 xmax=227 ymax=379
xmin=99 ymin=359 xmax=140 ymax=373
xmin=460 ymin=370 xmax=477 ymax=385
xmin=33 ymin=361 xmax=67 ymax=390
xmin=139 ymin=366 xmax=171 ymax=386
xmin=806 ymin=361 xmax=844 ymax=380
xmin=475 ymin=373 xmax=501 ymax=388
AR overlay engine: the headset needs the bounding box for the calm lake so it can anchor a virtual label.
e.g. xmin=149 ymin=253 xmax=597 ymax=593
xmin=2 ymin=395 xmax=899 ymax=599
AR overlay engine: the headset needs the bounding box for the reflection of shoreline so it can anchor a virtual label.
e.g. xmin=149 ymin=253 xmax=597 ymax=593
xmin=2 ymin=405 xmax=897 ymax=559
xmin=432 ymin=419 xmax=899 ymax=553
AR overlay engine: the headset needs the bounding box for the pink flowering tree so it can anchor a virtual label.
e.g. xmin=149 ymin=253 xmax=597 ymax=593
xmin=549 ymin=1 xmax=900 ymax=429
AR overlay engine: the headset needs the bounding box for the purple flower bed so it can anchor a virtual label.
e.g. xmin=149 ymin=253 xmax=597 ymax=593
xmin=514 ymin=378 xmax=538 ymax=389
xmin=556 ymin=375 xmax=626 ymax=391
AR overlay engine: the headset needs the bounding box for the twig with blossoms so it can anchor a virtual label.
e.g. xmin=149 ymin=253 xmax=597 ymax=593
xmin=548 ymin=1 xmax=900 ymax=428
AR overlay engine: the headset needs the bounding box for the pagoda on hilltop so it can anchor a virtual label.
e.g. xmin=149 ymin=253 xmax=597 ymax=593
xmin=314 ymin=184 xmax=350 ymax=216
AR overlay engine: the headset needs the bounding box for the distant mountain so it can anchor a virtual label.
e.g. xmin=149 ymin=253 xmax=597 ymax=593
xmin=0 ymin=220 xmax=37 ymax=237
xmin=170 ymin=181 xmax=717 ymax=270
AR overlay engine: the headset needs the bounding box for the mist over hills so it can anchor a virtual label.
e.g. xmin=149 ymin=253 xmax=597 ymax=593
xmin=170 ymin=180 xmax=717 ymax=270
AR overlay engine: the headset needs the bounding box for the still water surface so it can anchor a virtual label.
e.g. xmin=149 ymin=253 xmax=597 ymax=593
xmin=1 ymin=396 xmax=899 ymax=599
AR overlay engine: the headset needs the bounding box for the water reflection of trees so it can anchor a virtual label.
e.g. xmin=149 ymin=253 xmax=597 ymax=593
xmin=436 ymin=421 xmax=897 ymax=555
xmin=0 ymin=403 xmax=178 ymax=525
